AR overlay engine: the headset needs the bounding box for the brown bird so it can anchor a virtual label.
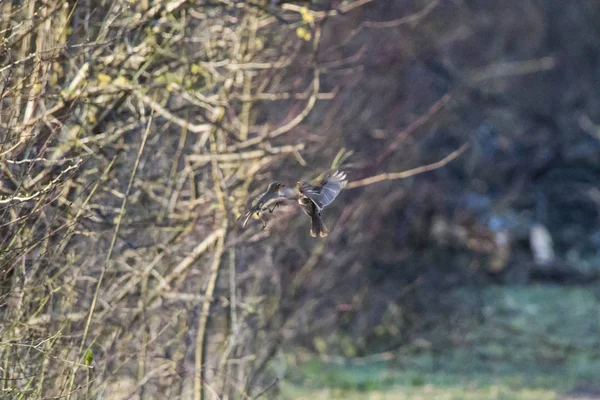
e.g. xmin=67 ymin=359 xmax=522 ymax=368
xmin=297 ymin=171 xmax=347 ymax=237
xmin=238 ymin=182 xmax=289 ymax=229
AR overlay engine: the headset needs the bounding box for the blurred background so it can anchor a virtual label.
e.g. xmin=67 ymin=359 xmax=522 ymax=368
xmin=1 ymin=0 xmax=600 ymax=399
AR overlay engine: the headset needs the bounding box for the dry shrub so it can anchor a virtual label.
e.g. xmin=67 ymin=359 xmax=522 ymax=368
xmin=2 ymin=0 xmax=600 ymax=397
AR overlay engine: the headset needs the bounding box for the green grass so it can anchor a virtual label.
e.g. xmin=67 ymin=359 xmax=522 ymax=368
xmin=282 ymin=384 xmax=557 ymax=400
xmin=282 ymin=285 xmax=600 ymax=399
xmin=281 ymin=357 xmax=571 ymax=400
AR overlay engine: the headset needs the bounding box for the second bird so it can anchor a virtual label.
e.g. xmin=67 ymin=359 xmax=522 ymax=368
xmin=297 ymin=170 xmax=348 ymax=237
xmin=238 ymin=181 xmax=289 ymax=229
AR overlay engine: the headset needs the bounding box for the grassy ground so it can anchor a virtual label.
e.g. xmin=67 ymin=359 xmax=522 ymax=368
xmin=282 ymin=285 xmax=600 ymax=399
xmin=282 ymin=385 xmax=557 ymax=400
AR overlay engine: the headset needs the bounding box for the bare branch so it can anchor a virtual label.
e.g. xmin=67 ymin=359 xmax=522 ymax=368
xmin=346 ymin=143 xmax=470 ymax=189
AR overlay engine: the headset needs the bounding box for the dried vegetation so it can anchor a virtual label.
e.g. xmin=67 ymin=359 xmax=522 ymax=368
xmin=2 ymin=0 xmax=600 ymax=399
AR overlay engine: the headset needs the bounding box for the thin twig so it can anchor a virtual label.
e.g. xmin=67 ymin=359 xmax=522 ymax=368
xmin=253 ymin=378 xmax=279 ymax=400
xmin=66 ymin=113 xmax=154 ymax=400
xmin=468 ymin=56 xmax=556 ymax=83
xmin=346 ymin=143 xmax=470 ymax=189
xmin=194 ymin=228 xmax=226 ymax=400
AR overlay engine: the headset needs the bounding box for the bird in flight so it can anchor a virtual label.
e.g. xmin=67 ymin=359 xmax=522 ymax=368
xmin=237 ymin=182 xmax=290 ymax=229
xmin=296 ymin=170 xmax=347 ymax=237
xmin=238 ymin=171 xmax=347 ymax=236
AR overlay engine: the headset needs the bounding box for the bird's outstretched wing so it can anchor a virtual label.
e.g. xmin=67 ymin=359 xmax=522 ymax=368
xmin=304 ymin=171 xmax=347 ymax=209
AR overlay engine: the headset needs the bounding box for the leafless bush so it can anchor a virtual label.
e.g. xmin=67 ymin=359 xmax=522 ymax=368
xmin=0 ymin=0 xmax=364 ymax=398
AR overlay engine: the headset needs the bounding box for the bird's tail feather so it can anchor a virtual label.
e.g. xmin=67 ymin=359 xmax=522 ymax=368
xmin=310 ymin=212 xmax=328 ymax=238
xmin=238 ymin=211 xmax=254 ymax=228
